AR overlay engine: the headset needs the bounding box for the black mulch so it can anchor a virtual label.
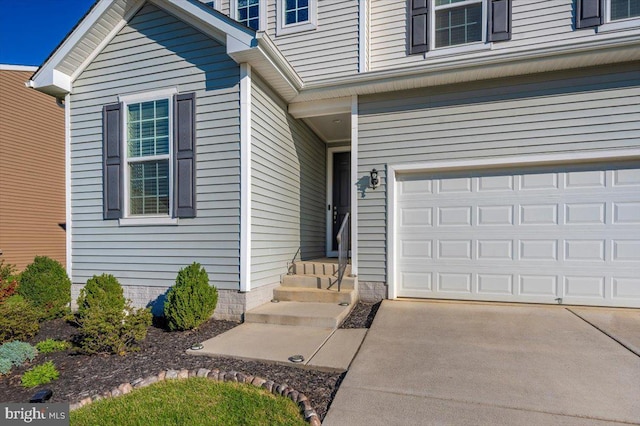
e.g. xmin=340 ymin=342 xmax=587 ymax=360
xmin=0 ymin=301 xmax=381 ymax=420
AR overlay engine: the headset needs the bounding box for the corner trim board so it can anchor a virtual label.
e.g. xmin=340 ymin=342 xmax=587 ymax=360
xmin=240 ymin=63 xmax=252 ymax=292
xmin=65 ymin=93 xmax=72 ymax=276
xmin=350 ymin=95 xmax=358 ymax=276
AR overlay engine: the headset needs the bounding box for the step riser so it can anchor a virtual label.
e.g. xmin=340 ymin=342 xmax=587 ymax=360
xmin=245 ymin=312 xmax=348 ymax=328
xmin=293 ymin=262 xmax=351 ymax=276
xmin=282 ymin=275 xmax=355 ymax=290
xmin=273 ymin=288 xmax=356 ymax=305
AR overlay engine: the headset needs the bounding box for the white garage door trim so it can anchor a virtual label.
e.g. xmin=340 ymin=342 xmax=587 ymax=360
xmin=387 ymin=149 xmax=640 ymax=306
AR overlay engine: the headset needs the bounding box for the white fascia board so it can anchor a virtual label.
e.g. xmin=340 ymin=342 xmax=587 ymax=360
xmin=30 ymin=0 xmax=115 ymax=96
xmin=154 ymin=0 xmax=255 ymax=46
xmin=294 ymin=34 xmax=640 ymax=102
xmin=228 ymin=32 xmax=302 ymax=101
xmin=0 ymin=65 xmax=38 ymax=71
xmin=288 ymin=97 xmax=351 ymax=118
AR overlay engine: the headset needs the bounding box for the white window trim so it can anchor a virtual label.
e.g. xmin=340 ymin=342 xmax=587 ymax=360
xmin=230 ymin=0 xmax=266 ymax=31
xmin=276 ymin=0 xmax=317 ymax=36
xmin=429 ymin=0 xmax=487 ymax=52
xmin=119 ymin=88 xmax=177 ymax=223
xmin=599 ymin=0 xmax=640 ymax=33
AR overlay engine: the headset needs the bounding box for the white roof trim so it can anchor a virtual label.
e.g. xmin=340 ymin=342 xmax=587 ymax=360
xmin=293 ymin=33 xmax=640 ymax=102
xmin=0 ymin=64 xmax=38 ymax=71
xmin=28 ymin=0 xmax=263 ymax=97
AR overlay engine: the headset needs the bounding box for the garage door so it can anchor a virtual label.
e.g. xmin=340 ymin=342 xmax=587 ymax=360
xmin=395 ymin=163 xmax=640 ymax=307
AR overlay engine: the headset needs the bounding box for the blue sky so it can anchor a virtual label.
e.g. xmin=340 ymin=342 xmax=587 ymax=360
xmin=0 ymin=0 xmax=96 ymax=66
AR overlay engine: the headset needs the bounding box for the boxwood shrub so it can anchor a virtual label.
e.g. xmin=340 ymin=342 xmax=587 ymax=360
xmin=0 ymin=295 xmax=40 ymax=343
xmin=75 ymin=274 xmax=151 ymax=355
xmin=164 ymin=262 xmax=218 ymax=331
xmin=18 ymin=256 xmax=71 ymax=320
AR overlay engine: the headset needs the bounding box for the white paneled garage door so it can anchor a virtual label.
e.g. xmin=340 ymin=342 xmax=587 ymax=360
xmin=394 ymin=163 xmax=640 ymax=307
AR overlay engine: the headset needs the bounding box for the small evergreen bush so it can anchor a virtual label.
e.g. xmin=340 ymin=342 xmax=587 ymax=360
xmin=0 ymin=358 xmax=11 ymax=375
xmin=164 ymin=262 xmax=218 ymax=331
xmin=18 ymin=256 xmax=71 ymax=319
xmin=76 ymin=274 xmax=125 ymax=319
xmin=0 ymin=341 xmax=37 ymax=375
xmin=75 ymin=274 xmax=151 ymax=355
xmin=0 ymin=295 xmax=40 ymax=343
xmin=21 ymin=361 xmax=59 ymax=388
xmin=35 ymin=339 xmax=71 ymax=354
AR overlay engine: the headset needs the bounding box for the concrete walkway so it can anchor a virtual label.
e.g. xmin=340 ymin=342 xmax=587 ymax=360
xmin=189 ymin=323 xmax=367 ymax=372
xmin=324 ymin=301 xmax=640 ymax=425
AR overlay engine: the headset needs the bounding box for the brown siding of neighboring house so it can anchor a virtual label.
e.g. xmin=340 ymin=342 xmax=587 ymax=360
xmin=0 ymin=67 xmax=65 ymax=271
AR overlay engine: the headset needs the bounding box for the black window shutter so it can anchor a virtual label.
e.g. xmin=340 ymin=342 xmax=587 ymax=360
xmin=488 ymin=0 xmax=512 ymax=42
xmin=173 ymin=93 xmax=196 ymax=218
xmin=103 ymin=103 xmax=123 ymax=220
xmin=576 ymin=0 xmax=603 ymax=28
xmin=409 ymin=0 xmax=429 ymax=54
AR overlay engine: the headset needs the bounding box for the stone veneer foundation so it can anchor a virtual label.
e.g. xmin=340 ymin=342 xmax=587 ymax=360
xmin=72 ymin=281 xmax=283 ymax=321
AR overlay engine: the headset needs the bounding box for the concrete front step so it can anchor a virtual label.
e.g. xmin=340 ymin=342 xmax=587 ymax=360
xmin=292 ymin=261 xmax=351 ymax=277
xmin=245 ymin=301 xmax=353 ymax=329
xmin=282 ymin=274 xmax=355 ymax=290
xmin=273 ymin=286 xmax=357 ymax=305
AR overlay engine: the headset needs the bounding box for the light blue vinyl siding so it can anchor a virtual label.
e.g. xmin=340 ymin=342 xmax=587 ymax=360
xmin=70 ymin=3 xmax=241 ymax=290
xmin=251 ymin=74 xmax=326 ymax=289
xmin=357 ymin=63 xmax=640 ymax=283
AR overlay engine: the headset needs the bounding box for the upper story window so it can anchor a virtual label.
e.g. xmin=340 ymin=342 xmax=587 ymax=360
xmin=237 ymin=0 xmax=260 ymax=30
xmin=276 ymin=0 xmax=317 ymax=35
xmin=410 ymin=0 xmax=510 ymax=55
xmin=609 ymin=0 xmax=640 ymax=21
xmin=434 ymin=0 xmax=483 ymax=48
xmin=577 ymin=0 xmax=640 ymax=29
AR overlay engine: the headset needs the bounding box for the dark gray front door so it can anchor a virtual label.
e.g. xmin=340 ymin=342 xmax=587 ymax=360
xmin=332 ymin=152 xmax=351 ymax=251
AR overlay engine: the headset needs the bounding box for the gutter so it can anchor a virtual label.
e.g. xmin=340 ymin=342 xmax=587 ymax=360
xmin=293 ymin=33 xmax=640 ymax=102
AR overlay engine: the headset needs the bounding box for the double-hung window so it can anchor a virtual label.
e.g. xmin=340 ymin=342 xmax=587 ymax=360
xmin=434 ymin=0 xmax=483 ymax=48
xmin=410 ymin=0 xmax=510 ymax=55
xmin=126 ymin=99 xmax=171 ymax=217
xmin=609 ymin=0 xmax=640 ymax=21
xmin=102 ymin=90 xmax=196 ymax=222
xmin=235 ymin=0 xmax=261 ymax=30
xmin=577 ymin=0 xmax=640 ymax=29
xmin=276 ymin=0 xmax=317 ymax=35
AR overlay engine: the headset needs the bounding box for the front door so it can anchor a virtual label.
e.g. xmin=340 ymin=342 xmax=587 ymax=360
xmin=332 ymin=152 xmax=351 ymax=252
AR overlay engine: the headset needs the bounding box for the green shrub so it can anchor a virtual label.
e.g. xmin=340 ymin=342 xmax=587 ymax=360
xmin=76 ymin=274 xmax=125 ymax=319
xmin=0 ymin=341 xmax=37 ymax=375
xmin=35 ymin=339 xmax=71 ymax=354
xmin=0 ymin=260 xmax=19 ymax=303
xmin=164 ymin=262 xmax=218 ymax=331
xmin=18 ymin=256 xmax=71 ymax=319
xmin=75 ymin=274 xmax=152 ymax=355
xmin=0 ymin=259 xmax=16 ymax=282
xmin=0 ymin=358 xmax=11 ymax=375
xmin=21 ymin=361 xmax=59 ymax=388
xmin=0 ymin=295 xmax=40 ymax=343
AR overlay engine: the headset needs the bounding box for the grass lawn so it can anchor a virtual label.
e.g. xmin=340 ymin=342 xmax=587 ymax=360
xmin=70 ymin=378 xmax=307 ymax=426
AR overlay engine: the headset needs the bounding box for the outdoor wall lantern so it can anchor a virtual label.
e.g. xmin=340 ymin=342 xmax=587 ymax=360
xmin=370 ymin=169 xmax=379 ymax=189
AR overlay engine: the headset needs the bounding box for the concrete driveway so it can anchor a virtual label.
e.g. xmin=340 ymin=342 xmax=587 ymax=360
xmin=324 ymin=300 xmax=640 ymax=425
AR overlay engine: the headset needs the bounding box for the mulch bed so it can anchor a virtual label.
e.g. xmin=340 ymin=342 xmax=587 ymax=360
xmin=0 ymin=301 xmax=381 ymax=421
